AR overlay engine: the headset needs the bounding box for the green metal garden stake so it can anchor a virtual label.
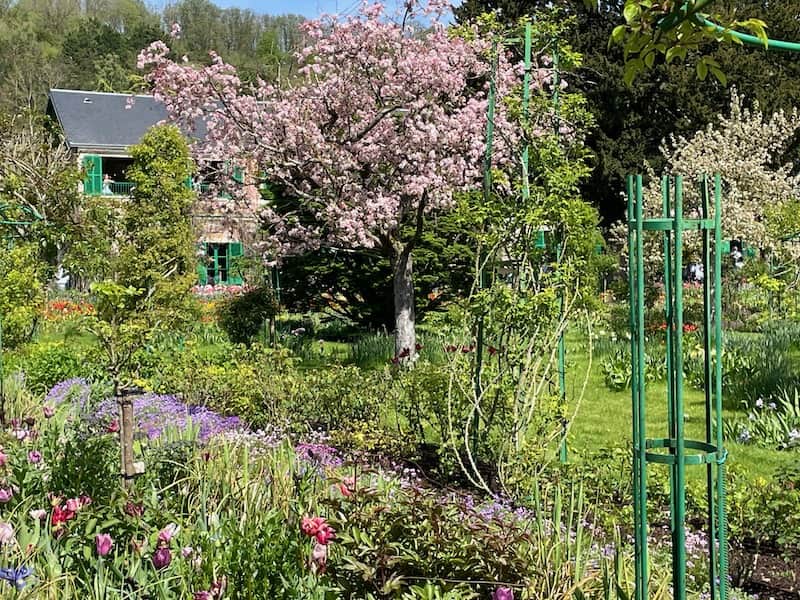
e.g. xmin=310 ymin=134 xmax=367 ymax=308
xmin=552 ymin=40 xmax=568 ymax=465
xmin=627 ymin=174 xmax=728 ymax=600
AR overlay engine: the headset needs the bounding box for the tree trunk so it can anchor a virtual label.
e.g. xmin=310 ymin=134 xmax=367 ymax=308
xmin=114 ymin=377 xmax=135 ymax=488
xmin=392 ymin=245 xmax=416 ymax=360
xmin=119 ymin=397 xmax=135 ymax=487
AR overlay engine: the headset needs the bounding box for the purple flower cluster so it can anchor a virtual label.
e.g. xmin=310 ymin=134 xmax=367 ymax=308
xmin=459 ymin=494 xmax=532 ymax=524
xmin=91 ymin=393 xmax=242 ymax=441
xmin=295 ymin=443 xmax=343 ymax=469
xmin=44 ymin=378 xmax=90 ymax=408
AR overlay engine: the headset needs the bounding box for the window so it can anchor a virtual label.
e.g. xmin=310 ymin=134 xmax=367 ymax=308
xmin=198 ymin=242 xmax=243 ymax=285
xmin=81 ymin=155 xmax=134 ymax=196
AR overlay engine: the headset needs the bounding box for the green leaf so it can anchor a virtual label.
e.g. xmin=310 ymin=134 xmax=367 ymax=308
xmin=623 ymin=2 xmax=640 ymax=23
xmin=611 ymin=25 xmax=626 ymax=45
xmin=709 ymin=66 xmax=727 ymax=86
xmin=623 ymin=58 xmax=643 ymax=86
xmin=696 ymin=60 xmax=708 ymax=80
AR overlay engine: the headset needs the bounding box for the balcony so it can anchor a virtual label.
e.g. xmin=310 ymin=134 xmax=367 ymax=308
xmin=100 ymin=181 xmax=135 ymax=196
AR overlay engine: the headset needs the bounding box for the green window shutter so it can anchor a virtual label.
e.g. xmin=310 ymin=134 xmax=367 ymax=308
xmin=197 ymin=242 xmax=208 ymax=285
xmin=82 ymin=155 xmax=102 ymax=195
xmin=534 ymin=229 xmax=546 ymax=250
xmin=233 ymin=165 xmax=244 ymax=184
xmin=228 ymin=242 xmax=243 ymax=284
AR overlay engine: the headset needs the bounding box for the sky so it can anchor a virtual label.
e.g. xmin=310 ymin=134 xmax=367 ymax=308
xmin=207 ymin=0 xmax=459 ymax=19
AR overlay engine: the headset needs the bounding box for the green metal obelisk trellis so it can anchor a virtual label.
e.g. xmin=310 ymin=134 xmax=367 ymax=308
xmin=627 ymin=174 xmax=727 ymax=600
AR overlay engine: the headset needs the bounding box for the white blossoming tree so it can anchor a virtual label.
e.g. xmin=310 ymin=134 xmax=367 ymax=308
xmin=612 ymin=91 xmax=800 ymax=281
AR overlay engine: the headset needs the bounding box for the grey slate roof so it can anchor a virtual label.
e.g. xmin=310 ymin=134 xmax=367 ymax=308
xmin=47 ymin=89 xmax=205 ymax=154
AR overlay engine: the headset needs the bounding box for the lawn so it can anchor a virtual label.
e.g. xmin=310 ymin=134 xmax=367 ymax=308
xmin=564 ymin=332 xmax=796 ymax=478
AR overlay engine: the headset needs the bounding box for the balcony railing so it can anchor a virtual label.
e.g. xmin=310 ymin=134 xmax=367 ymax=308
xmin=90 ymin=179 xmax=230 ymax=197
xmin=100 ymin=181 xmax=134 ymax=196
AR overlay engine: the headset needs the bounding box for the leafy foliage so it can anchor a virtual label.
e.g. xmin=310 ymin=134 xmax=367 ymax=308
xmin=83 ymin=125 xmax=198 ymax=390
xmin=457 ymin=1 xmax=800 ymax=227
xmin=0 ymin=0 xmax=306 ymax=112
xmin=280 ymin=211 xmax=476 ymax=331
xmin=216 ymin=285 xmax=278 ymax=345
xmin=0 ymin=244 xmax=45 ymax=348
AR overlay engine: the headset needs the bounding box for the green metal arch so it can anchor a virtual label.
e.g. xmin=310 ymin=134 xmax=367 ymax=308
xmin=0 ymin=202 xmax=44 ymax=226
xmin=700 ymin=17 xmax=800 ymax=53
xmin=659 ymin=0 xmax=800 ymax=53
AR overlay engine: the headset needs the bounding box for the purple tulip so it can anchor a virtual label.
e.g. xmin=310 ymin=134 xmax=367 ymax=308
xmin=27 ymin=451 xmax=42 ymax=464
xmin=493 ymin=588 xmax=514 ymax=600
xmin=152 ymin=547 xmax=172 ymax=570
xmin=95 ymin=534 xmax=113 ymax=557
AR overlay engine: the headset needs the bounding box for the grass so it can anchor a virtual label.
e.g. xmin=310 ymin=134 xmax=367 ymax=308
xmin=564 ymin=332 xmax=796 ymax=478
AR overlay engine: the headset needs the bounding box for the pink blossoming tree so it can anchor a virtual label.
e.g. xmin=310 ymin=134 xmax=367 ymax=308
xmin=139 ymin=1 xmax=519 ymax=356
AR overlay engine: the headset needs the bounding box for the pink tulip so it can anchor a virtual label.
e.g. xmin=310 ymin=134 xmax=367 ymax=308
xmin=493 ymin=588 xmax=514 ymax=600
xmin=158 ymin=523 xmax=178 ymax=545
xmin=65 ymin=498 xmax=81 ymax=513
xmin=315 ymin=526 xmax=335 ymax=545
xmin=96 ymin=533 xmax=113 ymax=557
xmin=193 ymin=593 xmax=213 ymax=600
xmin=28 ymin=451 xmax=42 ymax=464
xmin=311 ymin=542 xmax=327 ymax=574
xmin=43 ymin=406 xmax=55 ymax=419
xmin=301 ymin=516 xmax=335 ymax=545
xmin=0 ymin=522 xmax=14 ymax=545
xmin=0 ymin=488 xmax=14 ymax=503
xmin=29 ymin=509 xmax=47 ymax=521
xmin=0 ymin=452 xmax=8 ymax=467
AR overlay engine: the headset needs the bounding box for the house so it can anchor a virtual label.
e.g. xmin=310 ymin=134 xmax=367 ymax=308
xmin=46 ymin=89 xmax=261 ymax=286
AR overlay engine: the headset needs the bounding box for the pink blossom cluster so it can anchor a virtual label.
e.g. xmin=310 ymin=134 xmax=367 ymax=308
xmin=138 ymin=1 xmax=523 ymax=259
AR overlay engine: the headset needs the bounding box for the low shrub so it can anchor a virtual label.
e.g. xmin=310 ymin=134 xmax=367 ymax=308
xmin=144 ymin=342 xmax=392 ymax=436
xmin=0 ymin=244 xmax=45 ymax=348
xmin=7 ymin=341 xmax=103 ymax=394
xmin=216 ymin=285 xmax=278 ymax=345
xmin=728 ymin=462 xmax=800 ymax=552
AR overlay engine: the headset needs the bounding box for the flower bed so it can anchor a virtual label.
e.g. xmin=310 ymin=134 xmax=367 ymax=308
xmin=0 ymin=377 xmax=637 ymax=599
